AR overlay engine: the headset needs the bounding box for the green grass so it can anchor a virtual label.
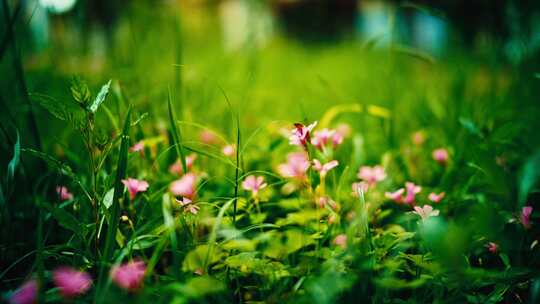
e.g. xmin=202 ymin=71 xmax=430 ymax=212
xmin=1 ymin=2 xmax=540 ymax=303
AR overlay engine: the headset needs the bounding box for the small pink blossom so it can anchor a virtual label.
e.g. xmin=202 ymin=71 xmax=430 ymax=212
xmin=175 ymin=197 xmax=200 ymax=214
xmin=52 ymin=267 xmax=92 ymax=298
xmin=56 ymin=186 xmax=73 ymax=201
xmin=169 ymin=154 xmax=197 ymax=175
xmin=317 ymin=196 xmax=338 ymax=209
xmin=289 ymin=121 xmax=317 ymax=147
xmin=199 ymin=130 xmax=218 ymax=145
xmin=170 ymin=173 xmax=197 ymax=199
xmin=311 ymin=128 xmax=343 ymax=150
xmin=222 ymin=144 xmax=236 ymax=157
xmin=385 ymin=188 xmax=405 ymax=203
xmin=357 ymin=165 xmax=386 ymax=186
xmin=486 ymin=242 xmax=498 ymax=253
xmin=129 ymin=141 xmax=145 ymax=154
xmin=412 ymin=131 xmax=425 ymax=146
xmin=428 ymin=192 xmax=445 ymax=203
xmin=351 ymin=181 xmax=369 ymax=197
xmin=403 ymin=182 xmax=422 ymax=205
xmin=9 ymin=280 xmax=37 ymax=304
xmin=412 ymin=205 xmax=440 ymax=220
xmin=333 ymin=234 xmax=347 ymax=249
xmin=111 ymin=260 xmax=146 ymax=292
xmin=521 ymin=206 xmax=533 ymax=229
xmin=277 ymin=152 xmax=310 ymax=180
xmin=242 ymin=175 xmax=267 ymax=197
xmin=432 ymin=148 xmax=449 ymax=165
xmin=121 ymin=178 xmax=149 ymax=200
xmin=312 ymin=159 xmax=339 ymax=178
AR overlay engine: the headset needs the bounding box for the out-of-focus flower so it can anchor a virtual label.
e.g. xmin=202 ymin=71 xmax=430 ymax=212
xmin=121 ymin=178 xmax=149 ymax=200
xmin=8 ymin=280 xmax=37 ymax=304
xmin=175 ymin=197 xmax=199 ymax=214
xmin=169 ymin=154 xmax=197 ymax=175
xmin=52 ymin=267 xmax=92 ymax=298
xmin=432 ymin=148 xmax=449 ymax=165
xmin=289 ymin=121 xmax=317 ymax=147
xmin=56 ymin=186 xmax=73 ymax=201
xmin=412 ymin=205 xmax=439 ymax=220
xmin=242 ymin=175 xmax=267 ymax=197
xmin=317 ymin=196 xmax=338 ymax=209
xmin=521 ymin=206 xmax=533 ymax=229
xmin=357 ymin=165 xmax=386 ymax=186
xmin=277 ymin=152 xmax=310 ymax=180
xmin=199 ymin=130 xmax=218 ymax=145
xmin=385 ymin=188 xmax=404 ymax=203
xmin=222 ymin=144 xmax=236 ymax=157
xmin=170 ymin=173 xmax=197 ymax=199
xmin=403 ymin=182 xmax=421 ymax=205
xmin=428 ymin=192 xmax=445 ymax=203
xmin=111 ymin=260 xmax=146 ymax=292
xmin=129 ymin=141 xmax=145 ymax=155
xmin=335 ymin=123 xmax=351 ymax=138
xmin=311 ymin=128 xmax=343 ymax=150
xmin=486 ymin=242 xmax=498 ymax=253
xmin=412 ymin=131 xmax=425 ymax=146
xmin=312 ymin=159 xmax=338 ymax=178
xmin=351 ymin=181 xmax=369 ymax=197
xmin=333 ymin=234 xmax=347 ymax=249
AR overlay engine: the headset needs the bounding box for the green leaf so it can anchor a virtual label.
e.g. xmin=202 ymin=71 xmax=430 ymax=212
xmin=102 ymin=188 xmax=114 ymax=209
xmin=70 ymin=76 xmax=91 ymax=106
xmin=518 ymin=149 xmax=540 ymax=206
xmin=41 ymin=202 xmax=81 ymax=235
xmin=87 ymin=80 xmax=111 ymax=113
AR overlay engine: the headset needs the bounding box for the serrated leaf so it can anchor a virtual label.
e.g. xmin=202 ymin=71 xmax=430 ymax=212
xmin=88 ymin=80 xmax=111 ymax=113
xmin=70 ymin=76 xmax=91 ymax=106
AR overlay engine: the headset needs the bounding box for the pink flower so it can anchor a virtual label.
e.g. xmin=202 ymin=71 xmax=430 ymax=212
xmin=403 ymin=182 xmax=421 ymax=205
xmin=170 ymin=173 xmax=197 ymax=199
xmin=169 ymin=154 xmax=197 ymax=175
xmin=175 ymin=197 xmax=199 ymax=214
xmin=277 ymin=152 xmax=310 ymax=180
xmin=333 ymin=234 xmax=347 ymax=249
xmin=412 ymin=205 xmax=440 ymax=220
xmin=311 ymin=128 xmax=344 ymax=150
xmin=432 ymin=148 xmax=449 ymax=165
xmin=428 ymin=192 xmax=445 ymax=203
xmin=242 ymin=175 xmax=267 ymax=197
xmin=222 ymin=144 xmax=236 ymax=157
xmin=56 ymin=186 xmax=73 ymax=201
xmin=351 ymin=181 xmax=369 ymax=197
xmin=335 ymin=123 xmax=351 ymax=138
xmin=385 ymin=188 xmax=405 ymax=203
xmin=317 ymin=196 xmax=338 ymax=209
xmin=357 ymin=165 xmax=386 ymax=186
xmin=52 ymin=267 xmax=92 ymax=298
xmin=111 ymin=260 xmax=146 ymax=292
xmin=199 ymin=130 xmax=218 ymax=145
xmin=289 ymin=121 xmax=317 ymax=147
xmin=312 ymin=159 xmax=339 ymax=178
xmin=486 ymin=242 xmax=498 ymax=253
xmin=411 ymin=131 xmax=425 ymax=146
xmin=9 ymin=280 xmax=37 ymax=304
xmin=129 ymin=141 xmax=144 ymax=154
xmin=121 ymin=178 xmax=149 ymax=200
xmin=521 ymin=206 xmax=533 ymax=229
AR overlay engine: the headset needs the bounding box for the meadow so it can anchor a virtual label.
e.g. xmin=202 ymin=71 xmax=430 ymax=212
xmin=1 ymin=1 xmax=540 ymax=303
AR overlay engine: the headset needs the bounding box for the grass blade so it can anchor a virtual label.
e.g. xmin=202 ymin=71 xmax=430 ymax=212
xmin=98 ymin=107 xmax=131 ymax=292
xmin=167 ymin=89 xmax=187 ymax=173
